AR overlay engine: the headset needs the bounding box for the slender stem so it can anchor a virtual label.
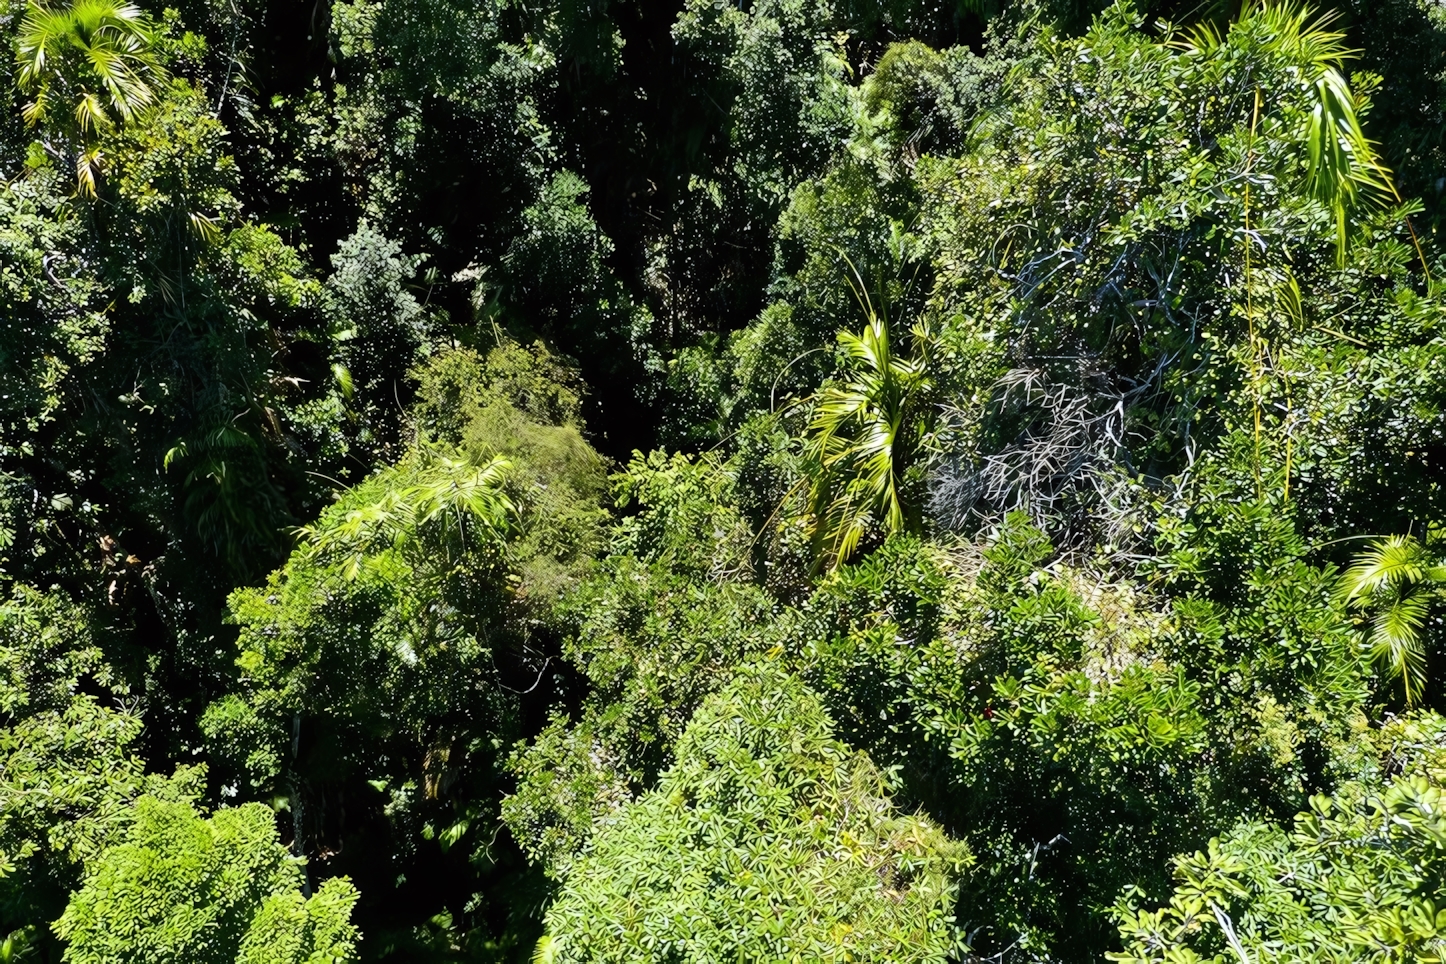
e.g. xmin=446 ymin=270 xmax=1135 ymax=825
xmin=1244 ymin=88 xmax=1262 ymax=501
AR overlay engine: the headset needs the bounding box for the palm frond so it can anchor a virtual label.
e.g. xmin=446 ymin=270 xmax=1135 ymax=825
xmin=1182 ymin=2 xmax=1394 ymax=260
xmin=1338 ymin=535 xmax=1435 ymax=603
xmin=1250 ymin=1 xmax=1353 ymax=69
xmin=1173 ymin=19 xmax=1224 ymax=56
xmin=301 ymin=454 xmax=515 ymax=579
xmin=15 ymin=0 xmax=166 ymax=194
xmin=804 ymin=309 xmax=935 ymax=571
xmin=1368 ymin=593 xmax=1431 ymax=706
xmin=1303 ymin=69 xmax=1391 ymax=261
xmin=1340 ymin=533 xmax=1446 ymax=705
xmin=75 ymin=146 xmax=102 ymax=196
xmin=1248 ymin=1 xmax=1390 ymax=260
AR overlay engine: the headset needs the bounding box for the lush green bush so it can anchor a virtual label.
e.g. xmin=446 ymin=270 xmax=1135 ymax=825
xmin=0 ymin=588 xmax=201 ymax=958
xmin=420 ymin=343 xmax=609 ymax=609
xmin=55 ymin=796 xmax=359 ymax=964
xmin=1115 ymin=713 xmax=1446 ymax=963
xmin=538 ymin=662 xmax=970 ymax=964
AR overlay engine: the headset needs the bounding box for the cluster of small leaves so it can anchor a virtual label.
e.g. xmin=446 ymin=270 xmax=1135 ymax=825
xmin=0 ymin=587 xmax=203 ymax=951
xmin=504 ymin=451 xmax=773 ymax=874
xmin=539 ymin=662 xmax=971 ymax=964
xmin=1114 ymin=712 xmax=1446 ymax=963
xmin=55 ymin=796 xmax=359 ymax=964
xmin=788 ymin=524 xmax=1212 ymax=957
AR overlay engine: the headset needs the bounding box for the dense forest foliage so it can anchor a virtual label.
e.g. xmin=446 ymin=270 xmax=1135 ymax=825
xmin=5 ymin=0 xmax=1446 ymax=958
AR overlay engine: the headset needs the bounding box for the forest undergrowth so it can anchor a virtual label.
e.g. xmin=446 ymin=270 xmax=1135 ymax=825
xmin=3 ymin=0 xmax=1446 ymax=959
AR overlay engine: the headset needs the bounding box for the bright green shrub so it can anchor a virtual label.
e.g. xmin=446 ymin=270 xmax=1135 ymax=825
xmin=0 ymin=587 xmax=201 ymax=955
xmin=54 ymin=797 xmax=359 ymax=964
xmin=539 ymin=663 xmax=970 ymax=964
xmin=1114 ymin=713 xmax=1446 ymax=963
xmin=414 ymin=343 xmax=609 ymax=607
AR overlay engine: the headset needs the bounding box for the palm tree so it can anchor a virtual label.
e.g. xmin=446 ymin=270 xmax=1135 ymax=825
xmin=1179 ymin=2 xmax=1394 ymax=262
xmin=804 ymin=302 xmax=935 ymax=572
xmin=14 ymin=0 xmax=167 ymax=193
xmin=1339 ymin=534 xmax=1446 ymax=706
xmin=298 ymin=452 xmax=516 ymax=583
